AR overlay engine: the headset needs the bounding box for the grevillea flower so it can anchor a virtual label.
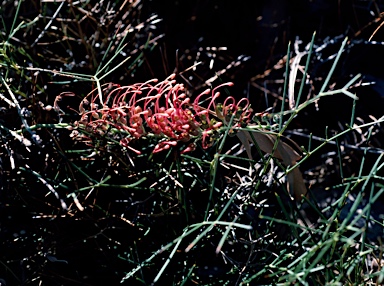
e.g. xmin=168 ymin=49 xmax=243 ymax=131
xmin=72 ymin=74 xmax=253 ymax=154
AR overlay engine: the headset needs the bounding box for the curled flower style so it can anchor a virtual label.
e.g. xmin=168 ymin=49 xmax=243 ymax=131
xmin=72 ymin=74 xmax=253 ymax=154
xmin=192 ymin=82 xmax=253 ymax=148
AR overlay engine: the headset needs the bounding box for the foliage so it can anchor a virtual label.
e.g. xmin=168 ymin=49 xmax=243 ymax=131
xmin=1 ymin=1 xmax=384 ymax=286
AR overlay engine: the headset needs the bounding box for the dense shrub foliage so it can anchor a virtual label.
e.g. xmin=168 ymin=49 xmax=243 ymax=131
xmin=2 ymin=1 xmax=384 ymax=285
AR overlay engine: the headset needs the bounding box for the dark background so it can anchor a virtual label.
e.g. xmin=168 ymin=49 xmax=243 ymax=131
xmin=143 ymin=0 xmax=379 ymax=72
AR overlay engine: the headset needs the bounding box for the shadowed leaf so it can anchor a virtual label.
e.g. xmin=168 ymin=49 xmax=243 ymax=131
xmin=237 ymin=127 xmax=307 ymax=201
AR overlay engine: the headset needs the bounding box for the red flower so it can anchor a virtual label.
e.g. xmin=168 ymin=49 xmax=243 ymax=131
xmin=74 ymin=75 xmax=253 ymax=154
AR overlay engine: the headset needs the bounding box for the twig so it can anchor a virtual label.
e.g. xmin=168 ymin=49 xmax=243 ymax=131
xmin=31 ymin=1 xmax=65 ymax=47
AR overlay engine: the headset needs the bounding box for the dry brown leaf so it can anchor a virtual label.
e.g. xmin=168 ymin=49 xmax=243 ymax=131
xmin=236 ymin=128 xmax=307 ymax=201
